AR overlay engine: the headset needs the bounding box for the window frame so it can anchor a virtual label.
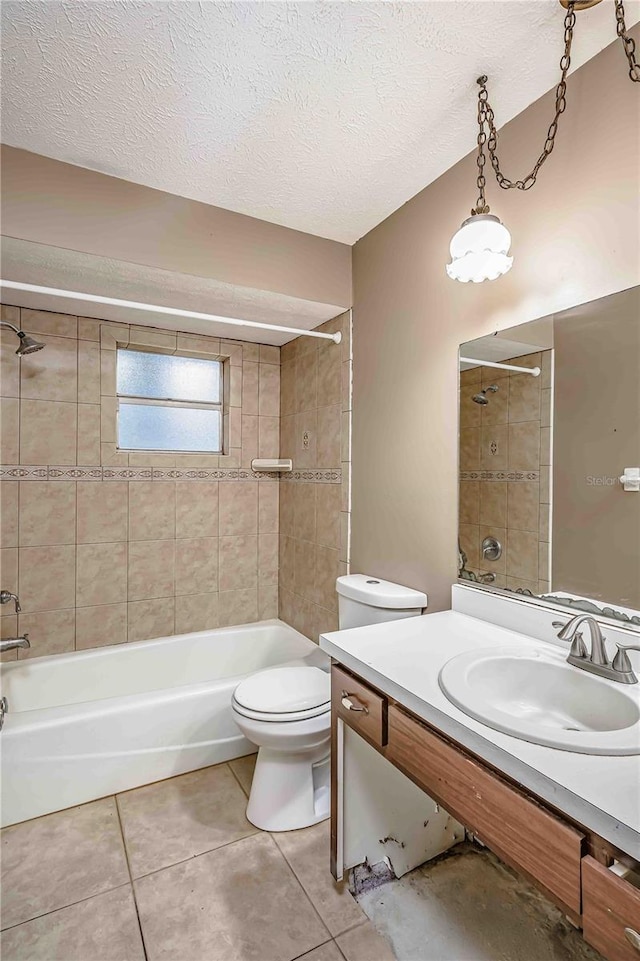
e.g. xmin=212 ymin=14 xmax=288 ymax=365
xmin=115 ymin=346 xmax=224 ymax=455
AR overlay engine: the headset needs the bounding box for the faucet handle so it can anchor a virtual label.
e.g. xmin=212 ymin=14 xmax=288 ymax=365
xmin=0 ymin=590 xmax=21 ymax=613
xmin=612 ymin=643 xmax=640 ymax=674
xmin=568 ymin=632 xmax=587 ymax=659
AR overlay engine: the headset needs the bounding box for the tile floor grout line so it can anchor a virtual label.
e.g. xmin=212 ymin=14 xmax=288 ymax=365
xmin=0 ymin=881 xmax=133 ymax=933
xmin=226 ymin=757 xmax=253 ymax=799
xmin=125 ymin=825 xmax=261 ymax=884
xmin=114 ymin=794 xmax=150 ymax=961
xmin=266 ymin=831 xmax=335 ymax=944
xmin=288 ymin=935 xmax=337 ymax=961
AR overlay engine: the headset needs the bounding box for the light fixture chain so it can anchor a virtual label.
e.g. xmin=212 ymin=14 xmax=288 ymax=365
xmin=478 ymin=2 xmax=577 ymax=192
xmin=615 ymin=0 xmax=640 ymax=82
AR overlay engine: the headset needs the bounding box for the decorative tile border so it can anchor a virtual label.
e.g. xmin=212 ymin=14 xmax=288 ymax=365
xmin=0 ymin=465 xmax=340 ymax=484
xmin=460 ymin=470 xmax=540 ymax=483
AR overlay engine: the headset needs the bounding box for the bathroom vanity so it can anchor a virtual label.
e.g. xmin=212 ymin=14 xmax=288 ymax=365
xmin=320 ymin=586 xmax=640 ymax=961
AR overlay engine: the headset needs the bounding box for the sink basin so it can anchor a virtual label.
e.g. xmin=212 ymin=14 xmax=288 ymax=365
xmin=439 ymin=645 xmax=640 ymax=755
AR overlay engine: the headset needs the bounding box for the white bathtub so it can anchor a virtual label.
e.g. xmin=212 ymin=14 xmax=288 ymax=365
xmin=0 ymin=619 xmax=327 ymax=827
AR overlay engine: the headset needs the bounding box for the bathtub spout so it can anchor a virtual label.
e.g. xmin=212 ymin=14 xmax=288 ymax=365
xmin=0 ymin=633 xmax=30 ymax=653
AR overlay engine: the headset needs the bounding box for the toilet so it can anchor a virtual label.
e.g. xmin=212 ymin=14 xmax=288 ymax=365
xmin=232 ymin=574 xmax=428 ymax=831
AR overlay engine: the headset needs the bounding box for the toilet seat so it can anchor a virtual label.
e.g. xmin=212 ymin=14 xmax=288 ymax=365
xmin=232 ymin=666 xmax=330 ymax=723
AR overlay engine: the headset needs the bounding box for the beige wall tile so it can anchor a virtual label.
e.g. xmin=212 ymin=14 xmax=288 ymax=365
xmin=1 ymin=397 xmax=19 ymax=463
xmin=100 ymin=396 xmax=117 ymax=444
xmin=242 ymin=343 xmax=260 ymax=364
xmin=294 ymin=538 xmax=315 ymax=599
xmin=541 ymin=388 xmax=552 ymax=428
xmin=175 ymin=537 xmax=218 ymax=595
xmin=539 ymin=540 xmax=550 ymax=581
xmin=78 ymin=317 xmax=101 ymax=341
xmin=176 ymin=482 xmax=218 ymax=538
xmin=0 ymin=482 xmax=19 ymax=547
xmin=20 ymin=399 xmax=77 ymax=465
xmin=540 ymin=466 xmax=551 ymax=504
xmin=479 ymin=525 xmax=507 ymax=575
xmin=317 ymin=344 xmax=341 ymax=407
xmin=507 ymin=529 xmax=539 ymax=582
xmin=101 ymin=442 xmax=129 ymax=467
xmin=19 ymin=544 xmax=76 ymax=613
xmin=128 ymin=540 xmax=175 ymax=600
xmin=18 ymin=609 xmax=75 ymax=658
xmin=279 ymin=483 xmax=294 ymax=537
xmin=479 ymin=482 xmax=507 ymax=528
xmin=479 ymin=376 xmax=509 ymax=427
xmin=176 ymin=333 xmax=220 ymax=357
xmin=229 ymin=364 xmax=242 ymax=408
xmin=21 ymin=308 xmax=77 ymax=339
xmin=175 ymin=592 xmax=219 ymax=633
xmin=317 ymin=405 xmax=341 ymax=467
xmin=458 ymin=523 xmax=480 ymax=570
xmin=77 ymin=482 xmax=128 ymax=543
xmin=507 ymin=483 xmax=540 ymax=533
xmin=228 ymin=406 xmax=242 ymax=449
xmin=1 ymin=615 xmax=18 ymax=661
xmin=296 ymin=351 xmax=317 ymax=413
xmin=77 ymin=404 xmax=101 ymax=465
xmin=541 ymin=349 xmax=553 ymax=389
xmin=221 ymin=341 xmax=243 ymax=366
xmin=241 ymin=362 xmax=259 ymax=415
xmin=219 ymin=482 xmax=257 ymax=536
xmin=258 ymin=483 xmax=279 ymax=534
xmin=1 ymin=546 xmax=18 ymax=595
xmin=100 ymin=347 xmax=117 ymax=397
xmin=460 ymin=366 xmax=482 ymax=387
xmin=293 ymin=411 xmax=317 ymax=468
xmin=539 ymin=502 xmax=550 ymax=541
xmin=293 ymin=482 xmax=316 ymax=542
xmin=258 ymin=533 xmax=278 ymax=586
xmin=481 ymin=425 xmax=509 ymax=470
xmin=19 ymin=481 xmax=76 ymax=546
xmin=129 ymin=326 xmax=176 ymax=353
xmin=129 ymin=482 xmax=175 ymax=541
xmin=540 ymin=426 xmax=552 ymax=466
xmin=259 ymin=345 xmax=280 ymax=366
xmin=76 ymin=603 xmax=127 ymax=649
xmin=459 ymin=481 xmax=479 ymax=527
xmin=258 ymin=415 xmax=279 ymax=459
xmin=459 ymin=389 xmax=482 ymax=429
xmin=20 ymin=336 xmax=77 ymax=404
xmin=128 ymin=598 xmax=175 ymax=642
xmin=315 ymin=545 xmax=339 ymax=612
xmin=280 ymin=340 xmax=296 ymax=365
xmin=508 ymin=422 xmax=540 ymax=471
xmin=1 ymin=328 xmax=20 ymax=398
xmin=259 ymin=363 xmax=280 ymax=418
xmin=129 ymin=452 xmax=176 ymax=468
xmin=77 ymin=542 xmax=127 ymax=607
xmin=508 ymin=372 xmax=540 ymax=423
xmin=258 ymin=584 xmax=278 ymax=620
xmin=280 ymin=360 xmax=295 ymax=417
xmin=279 ymin=535 xmax=295 ymax=588
xmin=241 ymin=414 xmax=258 ymax=468
xmin=219 ymin=534 xmax=257 ymax=591
xmin=219 ymin=588 xmax=258 ymax=627
xmin=459 ymin=427 xmax=480 ymax=472
xmin=316 ymin=484 xmax=341 ymax=550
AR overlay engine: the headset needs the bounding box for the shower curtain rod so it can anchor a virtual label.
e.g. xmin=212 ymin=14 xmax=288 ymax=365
xmin=0 ymin=280 xmax=342 ymax=344
xmin=459 ymin=356 xmax=541 ymax=377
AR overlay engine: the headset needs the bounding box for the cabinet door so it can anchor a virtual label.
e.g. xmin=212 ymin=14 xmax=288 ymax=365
xmin=386 ymin=704 xmax=585 ymax=916
xmin=583 ymin=857 xmax=640 ymax=961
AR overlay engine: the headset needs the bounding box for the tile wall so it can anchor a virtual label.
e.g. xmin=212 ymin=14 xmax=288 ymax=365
xmin=458 ymin=350 xmax=552 ymax=594
xmin=0 ymin=304 xmax=281 ymax=659
xmin=278 ymin=311 xmax=352 ymax=641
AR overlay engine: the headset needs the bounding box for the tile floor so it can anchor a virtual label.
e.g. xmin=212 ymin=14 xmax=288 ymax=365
xmin=0 ymin=756 xmax=394 ymax=961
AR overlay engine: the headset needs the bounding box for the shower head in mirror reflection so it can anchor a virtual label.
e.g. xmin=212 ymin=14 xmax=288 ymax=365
xmin=472 ymin=385 xmax=499 ymax=405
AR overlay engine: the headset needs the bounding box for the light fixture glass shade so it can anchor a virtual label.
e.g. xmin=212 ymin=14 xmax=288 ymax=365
xmin=446 ymin=213 xmax=513 ymax=283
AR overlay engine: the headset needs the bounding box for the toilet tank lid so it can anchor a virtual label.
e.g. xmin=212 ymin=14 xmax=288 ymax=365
xmin=336 ymin=574 xmax=427 ymax=610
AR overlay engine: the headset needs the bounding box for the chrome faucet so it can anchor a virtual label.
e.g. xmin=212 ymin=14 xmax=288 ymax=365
xmin=0 ymin=590 xmax=21 ymax=613
xmin=0 ymin=633 xmax=30 ymax=653
xmin=554 ymin=614 xmax=639 ymax=684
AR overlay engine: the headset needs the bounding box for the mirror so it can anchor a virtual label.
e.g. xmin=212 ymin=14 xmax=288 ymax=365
xmin=458 ymin=286 xmax=640 ymax=631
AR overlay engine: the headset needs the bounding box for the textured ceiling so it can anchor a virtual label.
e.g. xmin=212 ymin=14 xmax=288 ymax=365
xmin=0 ymin=238 xmax=344 ymax=344
xmin=2 ymin=1 xmax=638 ymax=243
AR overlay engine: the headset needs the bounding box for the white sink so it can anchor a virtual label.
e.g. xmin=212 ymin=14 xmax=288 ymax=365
xmin=439 ymin=645 xmax=640 ymax=755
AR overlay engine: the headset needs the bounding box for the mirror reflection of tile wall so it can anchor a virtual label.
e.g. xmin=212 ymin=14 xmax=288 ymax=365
xmin=459 ymin=350 xmax=552 ymax=594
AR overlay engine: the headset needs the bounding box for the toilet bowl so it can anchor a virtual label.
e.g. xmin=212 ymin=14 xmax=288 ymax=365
xmin=232 ymin=574 xmax=428 ymax=832
xmin=231 ymin=666 xmax=331 ymax=831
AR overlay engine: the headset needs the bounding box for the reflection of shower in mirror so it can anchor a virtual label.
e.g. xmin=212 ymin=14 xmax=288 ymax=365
xmin=471 ymin=384 xmax=499 ymax=405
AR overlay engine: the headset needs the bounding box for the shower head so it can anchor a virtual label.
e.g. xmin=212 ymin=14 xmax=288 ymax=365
xmin=472 ymin=384 xmax=499 ymax=405
xmin=15 ymin=331 xmax=46 ymax=355
xmin=1 ymin=321 xmax=46 ymax=355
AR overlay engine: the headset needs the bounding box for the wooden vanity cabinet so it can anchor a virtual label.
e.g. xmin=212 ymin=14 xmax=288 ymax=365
xmin=331 ymin=661 xmax=640 ymax=959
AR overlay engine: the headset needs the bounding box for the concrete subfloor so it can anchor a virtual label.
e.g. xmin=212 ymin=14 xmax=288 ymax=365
xmin=355 ymin=843 xmax=604 ymax=961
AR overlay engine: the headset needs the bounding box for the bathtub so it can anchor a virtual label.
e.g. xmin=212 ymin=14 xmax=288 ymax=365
xmin=0 ymin=619 xmax=327 ymax=827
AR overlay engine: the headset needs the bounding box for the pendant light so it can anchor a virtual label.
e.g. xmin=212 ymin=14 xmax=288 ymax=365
xmin=447 ymin=0 xmax=639 ymax=283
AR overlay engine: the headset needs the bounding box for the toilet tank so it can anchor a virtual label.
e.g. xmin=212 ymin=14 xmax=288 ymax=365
xmin=336 ymin=574 xmax=428 ymax=630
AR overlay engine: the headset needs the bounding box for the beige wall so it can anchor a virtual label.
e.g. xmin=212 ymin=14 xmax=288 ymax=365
xmin=279 ymin=311 xmax=351 ymax=641
xmin=0 ymin=304 xmax=281 ymax=659
xmin=553 ymin=287 xmax=640 ymax=608
xmin=351 ymin=30 xmax=640 ymax=612
xmin=1 ymin=146 xmax=352 ymax=309
xmin=459 ymin=351 xmax=552 ymax=595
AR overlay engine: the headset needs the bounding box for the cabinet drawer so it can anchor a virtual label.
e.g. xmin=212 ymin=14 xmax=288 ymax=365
xmin=386 ymin=704 xmax=584 ymax=915
xmin=332 ymin=665 xmax=387 ymax=747
xmin=583 ymin=857 xmax=640 ymax=961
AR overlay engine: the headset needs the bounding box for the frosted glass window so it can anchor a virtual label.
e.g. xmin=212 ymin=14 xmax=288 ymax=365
xmin=116 ymin=348 xmax=223 ymax=453
xmin=117 ymin=350 xmax=221 ymax=403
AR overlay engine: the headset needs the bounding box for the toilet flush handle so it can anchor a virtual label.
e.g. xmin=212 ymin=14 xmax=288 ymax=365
xmin=341 ymin=691 xmax=369 ymax=714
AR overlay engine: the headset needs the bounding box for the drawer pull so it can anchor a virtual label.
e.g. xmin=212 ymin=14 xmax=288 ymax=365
xmin=341 ymin=691 xmax=369 ymax=714
xmin=624 ymin=928 xmax=640 ymax=952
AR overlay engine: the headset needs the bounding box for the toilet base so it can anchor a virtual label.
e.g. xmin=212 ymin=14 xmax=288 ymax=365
xmin=246 ymin=743 xmax=331 ymax=832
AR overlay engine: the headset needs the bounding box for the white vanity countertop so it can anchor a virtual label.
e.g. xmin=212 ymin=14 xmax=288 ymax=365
xmin=320 ymin=610 xmax=640 ymax=859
